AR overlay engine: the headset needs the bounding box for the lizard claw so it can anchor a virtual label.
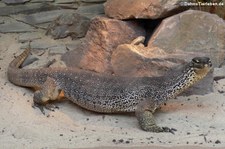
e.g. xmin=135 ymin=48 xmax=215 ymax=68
xmin=32 ymin=102 xmax=46 ymax=115
xmin=32 ymin=102 xmax=59 ymax=115
xmin=162 ymin=127 xmax=177 ymax=134
xmin=45 ymin=103 xmax=59 ymax=111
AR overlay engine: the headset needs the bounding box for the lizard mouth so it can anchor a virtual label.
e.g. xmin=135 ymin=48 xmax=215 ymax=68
xmin=208 ymin=61 xmax=212 ymax=67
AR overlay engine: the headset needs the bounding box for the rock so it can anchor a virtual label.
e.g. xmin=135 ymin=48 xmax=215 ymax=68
xmin=0 ymin=21 xmax=4 ymax=24
xmin=54 ymin=0 xmax=75 ymax=3
xmin=35 ymin=23 xmax=53 ymax=29
xmin=23 ymin=54 xmax=66 ymax=69
xmin=65 ymin=38 xmax=84 ymax=51
xmin=0 ymin=2 xmax=6 ymax=7
xmin=20 ymin=39 xmax=58 ymax=50
xmin=18 ymin=32 xmax=41 ymax=43
xmin=0 ymin=3 xmax=58 ymax=16
xmin=61 ymin=45 xmax=84 ymax=69
xmin=61 ymin=39 xmax=84 ymax=68
xmin=0 ymin=21 xmax=35 ymax=33
xmin=54 ymin=3 xmax=79 ymax=9
xmin=53 ymin=1 xmax=79 ymax=9
xmin=214 ymin=66 xmax=225 ymax=81
xmin=49 ymin=45 xmax=67 ymax=55
xmin=46 ymin=13 xmax=90 ymax=39
xmin=62 ymin=17 xmax=145 ymax=73
xmin=20 ymin=54 xmax=39 ymax=68
xmin=12 ymin=9 xmax=74 ymax=27
xmin=49 ymin=58 xmax=67 ymax=68
xmin=81 ymin=0 xmax=106 ymax=3
xmin=2 ymin=0 xmax=30 ymax=5
xmin=31 ymin=0 xmax=54 ymax=3
xmin=104 ymin=0 xmax=187 ymax=19
xmin=111 ymin=38 xmax=171 ymax=77
xmin=147 ymin=10 xmax=225 ymax=67
xmin=77 ymin=3 xmax=105 ymax=16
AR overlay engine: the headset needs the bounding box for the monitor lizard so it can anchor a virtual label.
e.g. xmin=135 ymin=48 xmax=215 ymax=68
xmin=7 ymin=47 xmax=212 ymax=133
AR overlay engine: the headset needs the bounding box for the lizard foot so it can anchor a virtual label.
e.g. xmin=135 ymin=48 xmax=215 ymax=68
xmin=32 ymin=102 xmax=59 ymax=115
xmin=136 ymin=104 xmax=177 ymax=134
xmin=141 ymin=124 xmax=177 ymax=134
xmin=33 ymin=78 xmax=61 ymax=115
xmin=161 ymin=127 xmax=177 ymax=134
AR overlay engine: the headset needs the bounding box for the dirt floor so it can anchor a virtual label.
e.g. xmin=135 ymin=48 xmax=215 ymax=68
xmin=1 ymin=33 xmax=225 ymax=148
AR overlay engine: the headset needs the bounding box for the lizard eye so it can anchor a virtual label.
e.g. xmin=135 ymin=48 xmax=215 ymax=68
xmin=192 ymin=58 xmax=200 ymax=63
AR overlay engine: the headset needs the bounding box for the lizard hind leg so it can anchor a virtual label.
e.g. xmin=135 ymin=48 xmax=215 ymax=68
xmin=135 ymin=100 xmax=176 ymax=134
xmin=33 ymin=77 xmax=61 ymax=114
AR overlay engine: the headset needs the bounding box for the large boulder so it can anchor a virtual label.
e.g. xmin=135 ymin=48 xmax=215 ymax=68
xmin=62 ymin=16 xmax=145 ymax=73
xmin=147 ymin=10 xmax=225 ymax=67
xmin=104 ymin=0 xmax=187 ymax=19
xmin=111 ymin=36 xmax=173 ymax=77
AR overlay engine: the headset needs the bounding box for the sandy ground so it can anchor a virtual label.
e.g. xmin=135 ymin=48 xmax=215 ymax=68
xmin=1 ymin=32 xmax=225 ymax=149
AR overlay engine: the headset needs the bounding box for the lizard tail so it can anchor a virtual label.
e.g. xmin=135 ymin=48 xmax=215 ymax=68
xmin=8 ymin=47 xmax=31 ymax=69
xmin=7 ymin=47 xmax=31 ymax=86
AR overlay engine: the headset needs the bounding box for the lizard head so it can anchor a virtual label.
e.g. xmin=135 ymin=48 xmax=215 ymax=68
xmin=189 ymin=57 xmax=212 ymax=79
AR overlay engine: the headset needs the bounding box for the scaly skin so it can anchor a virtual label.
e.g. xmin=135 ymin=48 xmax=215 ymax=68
xmin=7 ymin=47 xmax=212 ymax=133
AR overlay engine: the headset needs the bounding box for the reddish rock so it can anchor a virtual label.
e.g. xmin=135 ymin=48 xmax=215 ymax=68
xmin=111 ymin=37 xmax=173 ymax=77
xmin=148 ymin=10 xmax=225 ymax=67
xmin=62 ymin=16 xmax=145 ymax=73
xmin=104 ymin=0 xmax=187 ymax=19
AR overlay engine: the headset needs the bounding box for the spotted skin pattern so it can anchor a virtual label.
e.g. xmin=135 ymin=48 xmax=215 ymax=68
xmin=7 ymin=48 xmax=212 ymax=133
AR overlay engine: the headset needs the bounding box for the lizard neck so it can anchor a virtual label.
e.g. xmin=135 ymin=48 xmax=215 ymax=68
xmin=163 ymin=66 xmax=208 ymax=101
xmin=165 ymin=68 xmax=196 ymax=99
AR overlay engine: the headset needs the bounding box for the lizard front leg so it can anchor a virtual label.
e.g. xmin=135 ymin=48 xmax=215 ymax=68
xmin=33 ymin=77 xmax=61 ymax=114
xmin=135 ymin=100 xmax=176 ymax=133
